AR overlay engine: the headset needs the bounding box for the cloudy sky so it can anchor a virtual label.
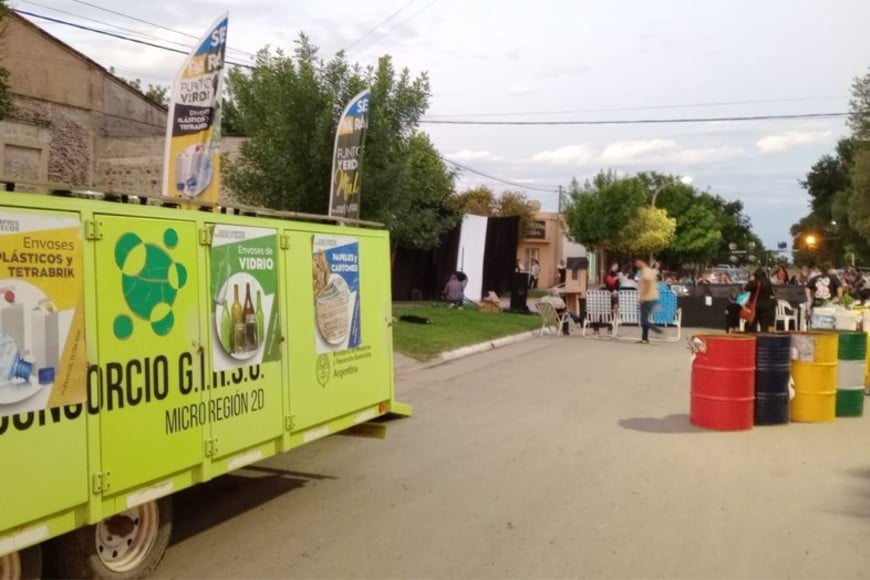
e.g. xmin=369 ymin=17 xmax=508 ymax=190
xmin=11 ymin=0 xmax=869 ymax=248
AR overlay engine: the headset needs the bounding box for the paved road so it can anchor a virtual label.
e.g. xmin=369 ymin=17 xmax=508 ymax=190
xmin=157 ymin=334 xmax=870 ymax=579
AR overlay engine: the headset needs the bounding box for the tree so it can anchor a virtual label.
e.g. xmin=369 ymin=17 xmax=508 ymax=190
xmin=563 ymin=170 xmax=649 ymax=252
xmin=223 ymin=36 xmax=456 ymax=253
xmin=108 ymin=67 xmax=169 ymax=106
xmin=0 ymin=0 xmax=12 ymax=121
xmin=848 ymin=68 xmax=870 ymax=139
xmin=618 ymin=206 xmax=676 ymax=254
xmin=448 ymin=186 xmax=497 ymax=215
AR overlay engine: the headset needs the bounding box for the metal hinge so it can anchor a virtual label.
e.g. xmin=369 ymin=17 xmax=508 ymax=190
xmin=280 ymin=235 xmax=291 ymax=250
xmin=204 ymin=438 xmax=219 ymax=457
xmin=199 ymin=226 xmax=214 ymax=246
xmin=84 ymin=220 xmax=103 ymax=240
xmin=92 ymin=471 xmax=111 ymax=494
xmin=285 ymin=415 xmax=295 ymax=431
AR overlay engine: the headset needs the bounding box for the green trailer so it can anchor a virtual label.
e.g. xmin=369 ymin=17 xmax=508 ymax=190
xmin=0 ymin=189 xmax=410 ymax=578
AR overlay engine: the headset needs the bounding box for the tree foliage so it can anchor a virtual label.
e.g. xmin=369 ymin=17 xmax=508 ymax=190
xmin=0 ymin=0 xmax=12 ymax=121
xmin=447 ymin=186 xmax=537 ymax=238
xmin=447 ymin=186 xmax=497 ymax=215
xmin=223 ymin=36 xmax=457 ymax=251
xmin=791 ymin=68 xmax=870 ymax=267
xmin=564 ymin=170 xmax=761 ymax=270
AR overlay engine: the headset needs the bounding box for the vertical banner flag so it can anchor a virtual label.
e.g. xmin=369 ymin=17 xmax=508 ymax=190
xmin=328 ymin=89 xmax=370 ymax=220
xmin=162 ymin=12 xmax=228 ymax=204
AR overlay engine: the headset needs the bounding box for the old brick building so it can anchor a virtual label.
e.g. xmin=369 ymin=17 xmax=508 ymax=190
xmin=0 ymin=12 xmax=240 ymax=197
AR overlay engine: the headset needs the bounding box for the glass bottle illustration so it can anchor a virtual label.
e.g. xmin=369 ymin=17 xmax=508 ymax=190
xmin=244 ymin=283 xmax=257 ymax=351
xmin=0 ymin=330 xmax=33 ymax=387
xmin=220 ymin=300 xmax=232 ymax=353
xmin=256 ymin=290 xmax=264 ymax=347
xmin=231 ymin=284 xmax=245 ymax=354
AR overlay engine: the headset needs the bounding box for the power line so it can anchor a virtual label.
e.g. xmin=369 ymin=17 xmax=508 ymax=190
xmin=422 ymin=112 xmax=847 ymax=126
xmin=424 ymin=96 xmax=849 ymax=119
xmin=66 ymin=0 xmax=255 ymax=58
xmin=445 ymin=158 xmax=559 ymax=193
xmin=344 ymin=0 xmax=420 ymax=51
xmin=15 ymin=10 xmax=255 ymax=69
xmin=351 ymin=0 xmax=442 ymax=53
xmin=19 ymin=0 xmax=200 ymax=52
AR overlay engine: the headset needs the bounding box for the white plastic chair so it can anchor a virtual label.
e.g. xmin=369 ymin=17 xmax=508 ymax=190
xmin=775 ymin=299 xmax=798 ymax=331
xmin=582 ymin=290 xmax=617 ymax=337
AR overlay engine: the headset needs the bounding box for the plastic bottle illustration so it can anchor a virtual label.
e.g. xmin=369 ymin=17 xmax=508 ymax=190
xmin=0 ymin=330 xmax=33 ymax=388
xmin=1 ymin=287 xmax=25 ymax=353
xmin=255 ymin=290 xmax=264 ymax=348
xmin=243 ymin=283 xmax=257 ymax=351
xmin=231 ymin=284 xmax=244 ymax=354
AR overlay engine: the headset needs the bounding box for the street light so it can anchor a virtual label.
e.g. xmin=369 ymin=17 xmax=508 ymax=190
xmin=729 ymin=241 xmax=757 ymax=265
xmin=650 ymin=175 xmax=693 ymax=208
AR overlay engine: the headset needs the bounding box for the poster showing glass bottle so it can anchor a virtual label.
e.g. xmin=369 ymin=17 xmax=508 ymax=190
xmin=210 ymin=225 xmax=280 ymax=371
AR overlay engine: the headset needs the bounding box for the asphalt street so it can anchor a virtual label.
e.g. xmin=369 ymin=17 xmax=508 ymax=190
xmin=157 ymin=332 xmax=870 ymax=579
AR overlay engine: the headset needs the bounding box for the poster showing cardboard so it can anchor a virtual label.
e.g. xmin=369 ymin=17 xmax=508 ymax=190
xmin=312 ymin=235 xmax=361 ymax=354
xmin=0 ymin=212 xmax=86 ymax=417
xmin=210 ymin=225 xmax=280 ymax=371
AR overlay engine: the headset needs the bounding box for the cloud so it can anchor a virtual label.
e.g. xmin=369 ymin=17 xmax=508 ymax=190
xmin=756 ymin=130 xmax=833 ymax=154
xmin=530 ymin=140 xmax=743 ymax=167
xmin=446 ymin=149 xmax=501 ymax=162
xmin=531 ymin=145 xmax=597 ymax=165
xmin=600 ymin=139 xmax=675 ymax=162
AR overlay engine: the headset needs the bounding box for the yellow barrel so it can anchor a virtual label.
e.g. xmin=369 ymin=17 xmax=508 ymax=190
xmin=791 ymin=332 xmax=838 ymax=422
xmin=866 ymin=332 xmax=870 ymax=395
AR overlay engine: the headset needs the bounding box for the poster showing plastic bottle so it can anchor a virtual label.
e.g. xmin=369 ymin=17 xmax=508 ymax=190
xmin=210 ymin=225 xmax=280 ymax=371
xmin=0 ymin=212 xmax=86 ymax=417
xmin=312 ymin=235 xmax=361 ymax=354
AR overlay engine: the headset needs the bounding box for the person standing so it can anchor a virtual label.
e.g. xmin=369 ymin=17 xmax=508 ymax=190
xmin=635 ymin=258 xmax=662 ymax=344
xmin=529 ymin=259 xmax=540 ymax=289
xmin=744 ymin=268 xmax=775 ymax=332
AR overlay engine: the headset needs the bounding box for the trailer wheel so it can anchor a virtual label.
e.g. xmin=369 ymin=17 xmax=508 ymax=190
xmin=52 ymin=498 xmax=172 ymax=579
xmin=0 ymin=545 xmax=42 ymax=580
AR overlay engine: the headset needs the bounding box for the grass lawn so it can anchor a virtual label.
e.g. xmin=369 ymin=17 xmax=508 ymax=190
xmin=392 ymin=303 xmax=541 ymax=360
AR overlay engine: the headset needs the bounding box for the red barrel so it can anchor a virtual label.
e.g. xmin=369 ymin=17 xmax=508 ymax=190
xmin=690 ymin=334 xmax=756 ymax=430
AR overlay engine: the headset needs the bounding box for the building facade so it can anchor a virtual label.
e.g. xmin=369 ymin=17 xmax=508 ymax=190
xmin=0 ymin=13 xmax=240 ymax=198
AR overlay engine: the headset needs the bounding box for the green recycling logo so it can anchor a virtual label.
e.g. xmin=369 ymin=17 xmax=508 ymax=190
xmin=113 ymin=228 xmax=188 ymax=339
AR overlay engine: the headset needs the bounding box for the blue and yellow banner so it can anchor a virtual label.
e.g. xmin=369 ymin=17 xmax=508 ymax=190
xmin=328 ymin=89 xmax=370 ymax=219
xmin=162 ymin=13 xmax=228 ymax=203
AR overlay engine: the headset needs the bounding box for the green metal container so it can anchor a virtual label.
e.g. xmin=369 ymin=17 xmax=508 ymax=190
xmin=837 ymin=330 xmax=867 ymax=361
xmin=836 ymin=388 xmax=865 ymax=417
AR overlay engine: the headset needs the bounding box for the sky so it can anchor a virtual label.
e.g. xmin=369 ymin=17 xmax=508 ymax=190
xmin=10 ymin=0 xmax=870 ymax=249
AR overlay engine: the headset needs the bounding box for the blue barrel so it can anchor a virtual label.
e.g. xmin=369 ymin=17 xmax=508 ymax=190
xmin=754 ymin=333 xmax=791 ymax=425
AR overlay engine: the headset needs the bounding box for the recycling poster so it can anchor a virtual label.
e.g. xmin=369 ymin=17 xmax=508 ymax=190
xmin=0 ymin=212 xmax=86 ymax=417
xmin=312 ymin=235 xmax=361 ymax=354
xmin=210 ymin=225 xmax=280 ymax=371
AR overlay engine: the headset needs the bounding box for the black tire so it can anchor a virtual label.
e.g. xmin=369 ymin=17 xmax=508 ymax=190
xmin=50 ymin=498 xmax=172 ymax=579
xmin=0 ymin=545 xmax=43 ymax=579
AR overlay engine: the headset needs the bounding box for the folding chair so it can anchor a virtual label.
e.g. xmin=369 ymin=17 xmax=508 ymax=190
xmin=582 ymin=290 xmax=618 ymax=337
xmin=651 ymin=285 xmax=682 ymax=341
xmin=536 ymin=301 xmax=575 ymax=336
xmin=615 ymin=290 xmax=640 ymax=339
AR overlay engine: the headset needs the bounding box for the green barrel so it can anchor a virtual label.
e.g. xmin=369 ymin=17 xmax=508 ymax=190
xmin=838 ymin=330 xmax=867 ymax=360
xmin=836 ymin=330 xmax=866 ymax=418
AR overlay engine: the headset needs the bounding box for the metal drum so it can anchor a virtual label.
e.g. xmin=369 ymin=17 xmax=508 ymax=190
xmin=790 ymin=332 xmax=838 ymax=422
xmin=836 ymin=330 xmax=866 ymax=417
xmin=754 ymin=334 xmax=791 ymax=425
xmin=690 ymin=334 xmax=756 ymax=430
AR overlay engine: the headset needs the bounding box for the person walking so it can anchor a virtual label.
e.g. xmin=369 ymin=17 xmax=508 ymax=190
xmin=635 ymin=258 xmax=662 ymax=344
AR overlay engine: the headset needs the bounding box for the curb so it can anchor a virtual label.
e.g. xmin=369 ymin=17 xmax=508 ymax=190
xmin=398 ymin=330 xmax=539 ymax=374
